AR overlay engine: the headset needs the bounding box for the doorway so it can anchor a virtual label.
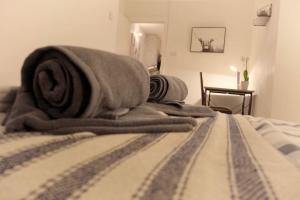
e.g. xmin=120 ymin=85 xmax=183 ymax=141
xmin=130 ymin=23 xmax=165 ymax=74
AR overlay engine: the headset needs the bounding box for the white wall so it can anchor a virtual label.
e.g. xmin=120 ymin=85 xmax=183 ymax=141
xmin=249 ymin=0 xmax=279 ymax=118
xmin=271 ymin=0 xmax=300 ymax=122
xmin=124 ymin=0 xmax=169 ymax=23
xmin=116 ymin=0 xmax=131 ymax=55
xmin=0 ymin=0 xmax=120 ymax=86
xmin=164 ymin=0 xmax=253 ymax=104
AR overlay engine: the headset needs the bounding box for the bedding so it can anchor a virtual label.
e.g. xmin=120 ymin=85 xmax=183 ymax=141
xmin=0 ymin=87 xmax=17 ymax=113
xmin=1 ymin=110 xmax=300 ymax=199
xmin=246 ymin=116 xmax=300 ymax=169
xmin=1 ymin=47 xmax=300 ymax=199
xmin=5 ymin=47 xmax=216 ymax=134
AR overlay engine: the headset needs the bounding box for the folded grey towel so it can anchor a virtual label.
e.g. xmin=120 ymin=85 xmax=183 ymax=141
xmin=21 ymin=46 xmax=150 ymax=118
xmin=148 ymin=75 xmax=188 ymax=103
xmin=5 ymin=91 xmax=196 ymax=134
xmin=0 ymin=87 xmax=18 ymax=113
xmin=4 ymin=46 xmax=199 ymax=134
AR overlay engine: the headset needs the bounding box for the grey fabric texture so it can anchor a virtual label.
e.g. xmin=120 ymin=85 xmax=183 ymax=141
xmin=0 ymin=87 xmax=18 ymax=113
xmin=5 ymin=91 xmax=196 ymax=134
xmin=4 ymin=46 xmax=201 ymax=134
xmin=0 ymin=87 xmax=18 ymax=103
xmin=0 ymin=113 xmax=6 ymax=126
xmin=148 ymin=75 xmax=188 ymax=103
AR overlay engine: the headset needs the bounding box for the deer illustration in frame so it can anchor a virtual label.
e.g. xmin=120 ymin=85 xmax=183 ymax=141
xmin=190 ymin=27 xmax=226 ymax=53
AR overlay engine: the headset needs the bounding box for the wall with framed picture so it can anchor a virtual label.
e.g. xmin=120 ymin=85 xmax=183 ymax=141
xmin=190 ymin=27 xmax=226 ymax=53
xmin=161 ymin=1 xmax=253 ymax=104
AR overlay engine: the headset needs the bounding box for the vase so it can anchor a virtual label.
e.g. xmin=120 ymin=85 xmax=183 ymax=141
xmin=240 ymin=81 xmax=249 ymax=90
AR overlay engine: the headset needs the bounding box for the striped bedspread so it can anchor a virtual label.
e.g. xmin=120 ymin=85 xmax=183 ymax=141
xmin=246 ymin=116 xmax=300 ymax=169
xmin=1 ymin=113 xmax=300 ymax=200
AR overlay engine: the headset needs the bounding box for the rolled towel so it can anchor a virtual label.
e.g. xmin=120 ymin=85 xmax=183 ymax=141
xmin=148 ymin=75 xmax=188 ymax=103
xmin=20 ymin=46 xmax=149 ymax=118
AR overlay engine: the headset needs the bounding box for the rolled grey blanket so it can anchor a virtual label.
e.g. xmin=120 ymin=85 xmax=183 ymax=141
xmin=148 ymin=75 xmax=188 ymax=103
xmin=21 ymin=46 xmax=150 ymax=119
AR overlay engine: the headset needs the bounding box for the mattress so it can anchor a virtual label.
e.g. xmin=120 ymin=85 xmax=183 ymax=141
xmin=1 ymin=88 xmax=300 ymax=200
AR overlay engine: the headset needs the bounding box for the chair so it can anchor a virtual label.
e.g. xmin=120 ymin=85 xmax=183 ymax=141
xmin=200 ymin=72 xmax=233 ymax=114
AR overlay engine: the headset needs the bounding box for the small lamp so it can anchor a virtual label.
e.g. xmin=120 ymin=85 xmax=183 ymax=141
xmin=230 ymin=66 xmax=240 ymax=89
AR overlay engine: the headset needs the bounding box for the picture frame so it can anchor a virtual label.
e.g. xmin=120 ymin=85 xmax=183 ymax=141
xmin=190 ymin=27 xmax=226 ymax=53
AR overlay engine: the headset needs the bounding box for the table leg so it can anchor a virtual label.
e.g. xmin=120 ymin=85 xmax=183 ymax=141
xmin=208 ymin=91 xmax=211 ymax=106
xmin=242 ymin=94 xmax=246 ymax=115
xmin=205 ymin=90 xmax=208 ymax=106
xmin=248 ymin=93 xmax=253 ymax=115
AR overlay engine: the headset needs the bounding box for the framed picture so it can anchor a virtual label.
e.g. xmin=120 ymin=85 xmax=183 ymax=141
xmin=190 ymin=27 xmax=226 ymax=53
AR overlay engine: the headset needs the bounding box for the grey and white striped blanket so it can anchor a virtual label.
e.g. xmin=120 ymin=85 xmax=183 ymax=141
xmin=1 ymin=113 xmax=300 ymax=200
xmin=246 ymin=116 xmax=300 ymax=169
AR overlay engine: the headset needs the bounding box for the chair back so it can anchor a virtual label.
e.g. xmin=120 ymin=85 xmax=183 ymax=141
xmin=200 ymin=72 xmax=206 ymax=105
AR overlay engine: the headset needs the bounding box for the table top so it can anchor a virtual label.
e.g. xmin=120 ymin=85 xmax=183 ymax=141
xmin=204 ymin=87 xmax=254 ymax=95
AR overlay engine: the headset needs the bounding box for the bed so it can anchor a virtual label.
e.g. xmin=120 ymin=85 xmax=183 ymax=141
xmin=1 ymin=88 xmax=300 ymax=200
xmin=2 ymin=46 xmax=300 ymax=199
